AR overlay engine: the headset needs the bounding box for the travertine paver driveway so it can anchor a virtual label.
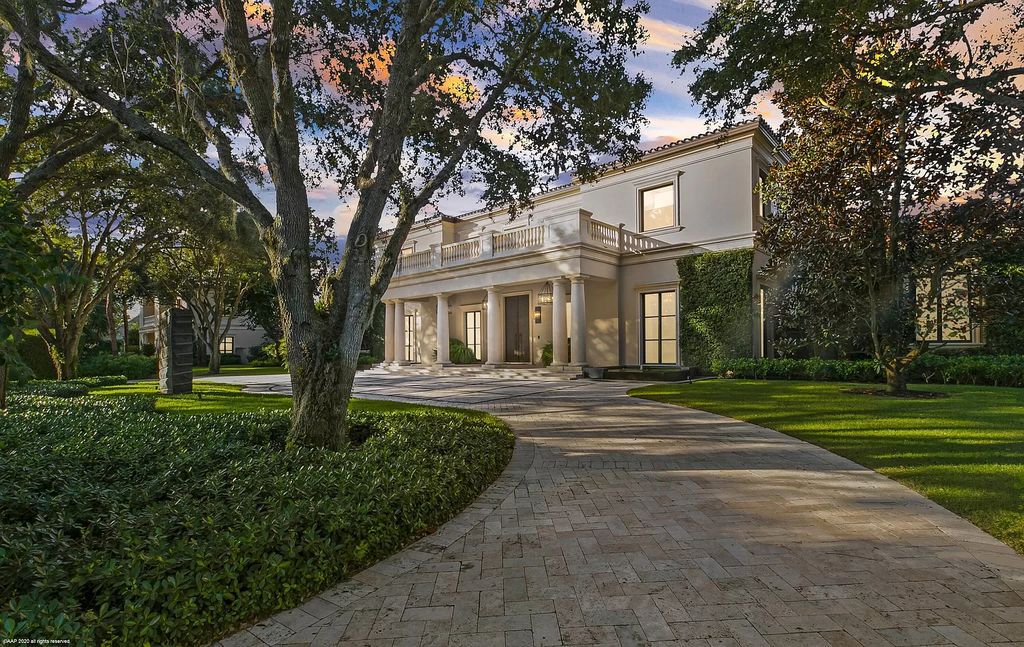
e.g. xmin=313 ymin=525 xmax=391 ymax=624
xmin=217 ymin=373 xmax=1024 ymax=647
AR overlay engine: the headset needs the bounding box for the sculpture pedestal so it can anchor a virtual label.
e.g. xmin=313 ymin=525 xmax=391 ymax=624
xmin=159 ymin=307 xmax=194 ymax=395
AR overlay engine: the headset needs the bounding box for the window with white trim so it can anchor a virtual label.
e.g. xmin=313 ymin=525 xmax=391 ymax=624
xmin=639 ymin=184 xmax=675 ymax=232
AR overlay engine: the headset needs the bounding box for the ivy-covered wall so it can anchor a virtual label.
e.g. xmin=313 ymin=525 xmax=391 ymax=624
xmin=677 ymin=248 xmax=755 ymax=374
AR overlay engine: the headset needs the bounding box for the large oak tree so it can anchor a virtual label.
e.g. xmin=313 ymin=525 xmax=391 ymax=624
xmin=0 ymin=0 xmax=651 ymax=448
xmin=675 ymin=0 xmax=1024 ymax=392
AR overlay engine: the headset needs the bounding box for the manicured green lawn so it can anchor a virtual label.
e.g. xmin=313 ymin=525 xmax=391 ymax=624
xmin=91 ymin=380 xmax=488 ymax=418
xmin=192 ymin=364 xmax=289 ymax=377
xmin=630 ymin=379 xmax=1024 ymax=555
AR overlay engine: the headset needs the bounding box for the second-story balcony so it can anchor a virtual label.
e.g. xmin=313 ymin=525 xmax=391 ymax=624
xmin=392 ymin=209 xmax=669 ymax=277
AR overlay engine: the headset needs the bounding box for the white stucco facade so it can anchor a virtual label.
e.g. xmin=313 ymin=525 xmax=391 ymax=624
xmin=380 ymin=119 xmax=784 ymax=369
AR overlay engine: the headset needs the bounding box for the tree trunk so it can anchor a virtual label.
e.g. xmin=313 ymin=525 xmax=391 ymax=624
xmin=122 ymin=308 xmax=130 ymax=353
xmin=49 ymin=331 xmax=81 ymax=381
xmin=885 ymin=365 xmax=908 ymax=394
xmin=208 ymin=343 xmax=221 ymax=374
xmin=105 ymin=293 xmax=119 ymax=355
xmin=0 ymin=363 xmax=8 ymax=410
xmin=287 ymin=321 xmax=365 ymax=450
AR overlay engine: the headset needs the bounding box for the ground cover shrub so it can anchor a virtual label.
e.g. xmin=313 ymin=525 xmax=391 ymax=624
xmin=78 ymin=352 xmax=156 ymax=380
xmin=715 ymin=354 xmax=1024 ymax=387
xmin=0 ymin=394 xmax=513 ymax=645
xmin=11 ymin=376 xmax=129 ymax=398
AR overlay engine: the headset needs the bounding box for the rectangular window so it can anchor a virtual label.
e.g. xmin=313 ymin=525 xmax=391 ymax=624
xmin=639 ymin=184 xmax=675 ymax=232
xmin=758 ymin=169 xmax=773 ymax=223
xmin=404 ymin=313 xmax=420 ymax=362
xmin=464 ymin=310 xmax=482 ymax=359
xmin=219 ymin=336 xmax=234 ymax=353
xmin=916 ymin=274 xmax=975 ymax=343
xmin=641 ymin=290 xmax=677 ymax=365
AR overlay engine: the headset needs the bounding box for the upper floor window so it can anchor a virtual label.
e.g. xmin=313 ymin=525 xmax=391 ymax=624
xmin=639 ymin=184 xmax=675 ymax=232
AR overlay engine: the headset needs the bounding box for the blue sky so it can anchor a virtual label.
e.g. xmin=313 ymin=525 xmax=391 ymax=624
xmin=318 ymin=0 xmax=725 ymax=237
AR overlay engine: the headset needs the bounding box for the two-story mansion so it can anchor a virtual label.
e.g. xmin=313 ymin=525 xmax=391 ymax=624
xmin=379 ymin=119 xmax=784 ymax=370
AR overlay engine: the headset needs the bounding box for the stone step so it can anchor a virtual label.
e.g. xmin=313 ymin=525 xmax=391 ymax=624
xmin=361 ymin=364 xmax=581 ymax=381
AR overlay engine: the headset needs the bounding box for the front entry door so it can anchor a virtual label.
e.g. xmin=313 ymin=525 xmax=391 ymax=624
xmin=504 ymin=295 xmax=530 ymax=362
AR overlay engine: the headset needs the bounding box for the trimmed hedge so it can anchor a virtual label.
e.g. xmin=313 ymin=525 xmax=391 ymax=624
xmin=0 ymin=393 xmax=513 ymax=645
xmin=78 ymin=353 xmax=156 ymax=380
xmin=11 ymin=375 xmax=129 ymax=398
xmin=13 ymin=332 xmax=54 ymax=380
xmin=715 ymin=354 xmax=1024 ymax=388
xmin=677 ymin=249 xmax=754 ymax=374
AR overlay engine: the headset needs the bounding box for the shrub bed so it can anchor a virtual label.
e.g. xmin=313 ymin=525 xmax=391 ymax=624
xmin=0 ymin=394 xmax=514 ymax=645
xmin=715 ymin=354 xmax=1024 ymax=387
xmin=78 ymin=352 xmax=156 ymax=380
xmin=11 ymin=376 xmax=129 ymax=398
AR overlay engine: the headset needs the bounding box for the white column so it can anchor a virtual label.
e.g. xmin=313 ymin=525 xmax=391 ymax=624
xmin=485 ymin=287 xmax=501 ymax=366
xmin=394 ymin=300 xmax=408 ymax=365
xmin=383 ymin=301 xmax=396 ymax=363
xmin=436 ymin=293 xmax=451 ymax=365
xmin=570 ymin=276 xmax=587 ymax=367
xmin=551 ymin=278 xmax=568 ymax=366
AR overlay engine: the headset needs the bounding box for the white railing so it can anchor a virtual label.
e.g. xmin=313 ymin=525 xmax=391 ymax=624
xmin=440 ymin=239 xmax=480 ymax=265
xmin=392 ymin=210 xmax=670 ymax=276
xmin=621 ymin=230 xmax=667 ymax=254
xmin=493 ymin=224 xmax=545 ymax=253
xmin=397 ymin=249 xmax=434 ymax=273
xmin=588 ymin=219 xmax=619 ymax=248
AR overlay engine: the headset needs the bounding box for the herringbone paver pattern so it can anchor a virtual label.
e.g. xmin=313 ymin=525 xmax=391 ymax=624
xmin=216 ymin=375 xmax=1024 ymax=647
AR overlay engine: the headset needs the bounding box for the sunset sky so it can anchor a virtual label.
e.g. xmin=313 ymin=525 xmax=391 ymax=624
xmin=319 ymin=0 xmax=726 ymax=238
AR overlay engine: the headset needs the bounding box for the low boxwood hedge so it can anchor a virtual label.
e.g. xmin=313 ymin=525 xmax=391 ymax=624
xmin=0 ymin=394 xmax=514 ymax=645
xmin=11 ymin=376 xmax=129 ymax=398
xmin=78 ymin=353 xmax=156 ymax=380
xmin=715 ymin=354 xmax=1024 ymax=387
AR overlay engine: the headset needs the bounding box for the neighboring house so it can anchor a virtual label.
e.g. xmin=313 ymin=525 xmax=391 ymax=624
xmin=137 ymin=298 xmax=269 ymax=364
xmin=379 ymin=119 xmax=785 ymax=369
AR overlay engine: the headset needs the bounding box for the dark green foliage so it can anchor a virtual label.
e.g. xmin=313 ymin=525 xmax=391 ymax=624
xmin=219 ymin=353 xmax=242 ymax=366
xmin=78 ymin=353 xmax=156 ymax=380
xmin=0 ymin=395 xmax=513 ymax=645
xmin=357 ymin=353 xmax=380 ymax=366
xmin=977 ymin=253 xmax=1024 ymax=354
xmin=10 ymin=375 xmax=128 ymax=398
xmin=716 ymin=355 xmax=1024 ymax=388
xmin=449 ymin=339 xmax=477 ymax=365
xmin=248 ymin=340 xmax=286 ymax=367
xmin=12 ymin=380 xmax=91 ymax=397
xmin=541 ymin=340 xmax=570 ymax=367
xmin=12 ymin=333 xmax=54 ymax=381
xmin=677 ymin=249 xmax=754 ymax=374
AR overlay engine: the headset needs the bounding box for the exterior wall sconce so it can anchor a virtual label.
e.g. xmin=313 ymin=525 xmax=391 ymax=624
xmin=534 ymin=305 xmax=542 ymax=324
xmin=537 ymin=282 xmax=553 ymax=305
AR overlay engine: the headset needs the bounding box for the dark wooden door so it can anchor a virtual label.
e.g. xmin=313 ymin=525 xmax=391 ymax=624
xmin=504 ymin=295 xmax=530 ymax=362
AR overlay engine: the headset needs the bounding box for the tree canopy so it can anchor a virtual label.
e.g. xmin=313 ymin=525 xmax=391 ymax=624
xmin=0 ymin=0 xmax=652 ymax=447
xmin=674 ymin=0 xmax=1024 ymax=118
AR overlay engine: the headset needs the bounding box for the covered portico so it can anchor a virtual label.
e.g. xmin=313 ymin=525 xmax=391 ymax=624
xmin=382 ymin=274 xmax=595 ymax=369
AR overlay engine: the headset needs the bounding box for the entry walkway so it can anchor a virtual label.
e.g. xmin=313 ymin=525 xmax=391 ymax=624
xmin=217 ymin=373 xmax=1024 ymax=646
